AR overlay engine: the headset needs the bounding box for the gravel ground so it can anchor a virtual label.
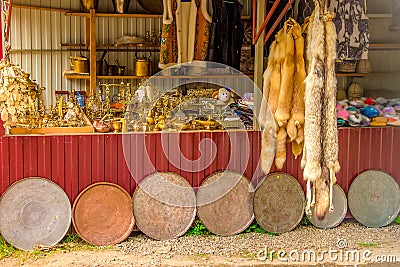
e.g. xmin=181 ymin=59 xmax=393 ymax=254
xmin=116 ymin=220 xmax=400 ymax=259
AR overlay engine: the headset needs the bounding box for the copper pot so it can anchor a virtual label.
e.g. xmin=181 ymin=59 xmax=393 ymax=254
xmin=70 ymin=56 xmax=89 ymax=73
xmin=93 ymin=120 xmax=111 ymax=133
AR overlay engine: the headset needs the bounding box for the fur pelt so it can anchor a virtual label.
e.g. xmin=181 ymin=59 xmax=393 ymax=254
xmin=291 ymin=23 xmax=306 ymax=126
xmin=303 ymin=5 xmax=324 ymax=184
xmin=287 ymin=117 xmax=297 ymax=142
xmin=314 ymin=165 xmax=330 ymax=220
xmin=275 ymin=24 xmax=295 ymax=127
xmin=275 ymin=126 xmax=287 ymax=169
xmin=322 ymin=16 xmax=340 ymax=176
xmin=295 ymin=124 xmax=304 ymax=144
xmin=268 ymin=29 xmax=286 ymax=115
xmin=292 ymin=140 xmax=303 ymax=159
xmin=259 ymin=42 xmax=277 ymax=127
xmin=261 ymin=115 xmax=277 ymax=174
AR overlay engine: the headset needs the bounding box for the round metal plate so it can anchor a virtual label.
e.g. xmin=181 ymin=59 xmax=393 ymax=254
xmin=72 ymin=182 xmax=135 ymax=246
xmin=0 ymin=178 xmax=71 ymax=251
xmin=253 ymin=172 xmax=305 ymax=234
xmin=197 ymin=171 xmax=254 ymax=236
xmin=137 ymin=0 xmax=163 ymax=14
xmin=309 ymin=184 xmax=347 ymax=228
xmin=133 ymin=172 xmax=196 ymax=240
xmin=348 ymin=170 xmax=400 ymax=228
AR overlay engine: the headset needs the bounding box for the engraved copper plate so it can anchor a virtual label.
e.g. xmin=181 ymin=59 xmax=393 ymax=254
xmin=0 ymin=178 xmax=71 ymax=250
xmin=132 ymin=172 xmax=196 ymax=240
xmin=72 ymin=182 xmax=135 ymax=246
xmin=309 ymin=184 xmax=347 ymax=228
xmin=253 ymin=172 xmax=305 ymax=234
xmin=197 ymin=171 xmax=254 ymax=236
xmin=348 ymin=170 xmax=400 ymax=228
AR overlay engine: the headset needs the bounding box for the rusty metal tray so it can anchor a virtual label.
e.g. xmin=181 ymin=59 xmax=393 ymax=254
xmin=253 ymin=172 xmax=305 ymax=234
xmin=0 ymin=177 xmax=71 ymax=250
xmin=72 ymin=182 xmax=135 ymax=246
xmin=348 ymin=170 xmax=400 ymax=228
xmin=197 ymin=170 xmax=254 ymax=236
xmin=132 ymin=172 xmax=196 ymax=240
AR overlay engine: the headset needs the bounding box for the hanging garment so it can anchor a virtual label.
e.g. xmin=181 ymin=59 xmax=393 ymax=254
xmin=207 ymin=0 xmax=244 ymax=69
xmin=328 ymin=0 xmax=370 ymax=60
xmin=159 ymin=0 xmax=212 ymax=69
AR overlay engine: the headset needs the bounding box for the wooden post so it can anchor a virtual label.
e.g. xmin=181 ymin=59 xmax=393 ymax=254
xmin=253 ymin=0 xmax=265 ymax=130
xmin=89 ymin=9 xmax=96 ymax=96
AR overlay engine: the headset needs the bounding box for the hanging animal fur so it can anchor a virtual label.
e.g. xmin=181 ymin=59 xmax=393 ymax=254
xmin=275 ymin=22 xmax=295 ymax=127
xmin=314 ymin=13 xmax=340 ymax=219
xmin=303 ymin=3 xmax=324 ymax=215
xmin=260 ymin=42 xmax=278 ymax=174
xmin=275 ymin=126 xmax=287 ymax=169
xmin=268 ymin=29 xmax=286 ymax=115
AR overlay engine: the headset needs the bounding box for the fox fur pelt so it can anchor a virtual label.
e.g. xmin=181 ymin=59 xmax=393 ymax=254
xmin=260 ymin=42 xmax=278 ymax=174
xmin=275 ymin=126 xmax=287 ymax=169
xmin=268 ymin=29 xmax=286 ymax=115
xmin=314 ymin=14 xmax=340 ymax=220
xmin=275 ymin=23 xmax=295 ymax=127
xmin=303 ymin=5 xmax=324 ymax=185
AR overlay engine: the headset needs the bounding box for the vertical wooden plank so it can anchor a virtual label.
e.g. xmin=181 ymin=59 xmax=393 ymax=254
xmin=118 ymin=134 xmax=132 ymax=195
xmin=91 ymin=134 xmax=105 ymax=184
xmin=37 ymin=136 xmax=52 ymax=179
xmin=104 ymin=134 xmax=118 ymax=185
xmin=64 ymin=136 xmax=79 ymax=202
xmin=9 ymin=137 xmax=24 ymax=185
xmin=168 ymin=132 xmax=181 ymax=175
xmin=180 ymin=132 xmax=194 ymax=186
xmin=23 ymin=136 xmax=38 ymax=178
xmin=0 ymin=136 xmax=10 ymax=194
xmin=78 ymin=135 xmax=92 ymax=194
xmin=51 ymin=136 xmax=65 ymax=189
xmin=89 ymin=9 xmax=97 ymax=95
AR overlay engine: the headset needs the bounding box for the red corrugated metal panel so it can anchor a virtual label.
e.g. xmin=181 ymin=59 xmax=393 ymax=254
xmin=0 ymin=122 xmax=4 ymax=136
xmin=192 ymin=132 xmax=206 ymax=189
xmin=118 ymin=134 xmax=132 ymax=194
xmin=9 ymin=137 xmax=24 ymax=185
xmin=91 ymin=135 xmax=105 ymax=183
xmin=105 ymin=134 xmax=118 ymax=185
xmin=0 ymin=136 xmax=9 ymax=194
xmin=168 ymin=132 xmax=181 ymax=175
xmin=64 ymin=136 xmax=79 ymax=202
xmin=155 ymin=133 xmax=169 ymax=172
xmin=131 ymin=134 xmax=144 ymax=190
xmin=180 ymin=132 xmax=194 ymax=185
xmin=227 ymin=131 xmax=242 ymax=174
xmin=204 ymin=132 xmax=218 ymax=179
xmin=392 ymin=128 xmax=400 ymax=180
xmin=23 ymin=136 xmax=38 ymax=178
xmin=251 ymin=131 xmax=263 ymax=186
xmin=78 ymin=135 xmax=92 ymax=196
xmin=37 ymin=136 xmax=52 ymax=179
xmin=216 ymin=132 xmax=230 ymax=171
xmin=143 ymin=133 xmax=156 ymax=178
xmin=244 ymin=131 xmax=254 ymax=180
xmin=51 ymin=136 xmax=65 ymax=189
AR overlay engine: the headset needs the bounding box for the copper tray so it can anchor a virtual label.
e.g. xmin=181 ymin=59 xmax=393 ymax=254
xmin=253 ymin=172 xmax=305 ymax=234
xmin=132 ymin=172 xmax=196 ymax=240
xmin=348 ymin=170 xmax=400 ymax=228
xmin=0 ymin=178 xmax=71 ymax=250
xmin=197 ymin=171 xmax=254 ymax=236
xmin=72 ymin=182 xmax=135 ymax=246
xmin=309 ymin=184 xmax=347 ymax=228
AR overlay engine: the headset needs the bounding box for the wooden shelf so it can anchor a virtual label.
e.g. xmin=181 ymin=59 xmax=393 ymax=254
xmin=97 ymin=75 xmax=149 ymax=79
xmin=367 ymin=13 xmax=392 ymax=18
xmin=65 ymin=12 xmax=162 ymax=18
xmin=64 ymin=73 xmax=90 ymax=80
xmin=336 ymin=73 xmax=365 ymax=77
xmin=61 ymin=43 xmax=160 ymax=50
xmin=370 ymin=43 xmax=400 ymax=50
xmin=336 ymin=72 xmax=400 ymax=77
xmin=14 ymin=4 xmax=78 ymax=13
